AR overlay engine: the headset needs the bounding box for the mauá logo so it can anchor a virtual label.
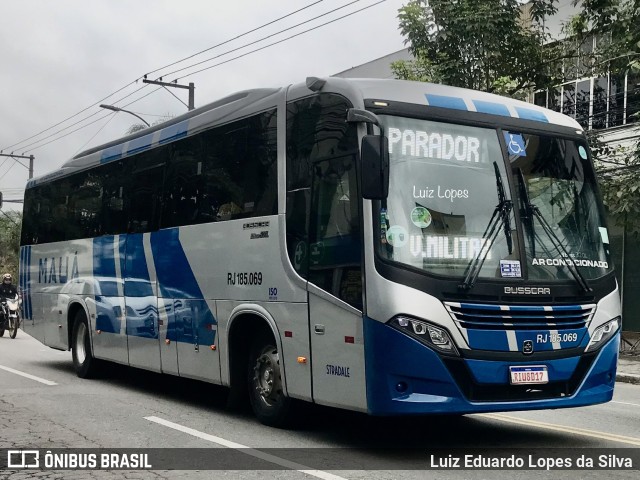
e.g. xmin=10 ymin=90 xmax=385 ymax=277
xmin=38 ymin=253 xmax=79 ymax=284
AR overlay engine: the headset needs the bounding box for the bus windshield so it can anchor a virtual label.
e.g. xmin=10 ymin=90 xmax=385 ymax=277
xmin=377 ymin=115 xmax=612 ymax=283
xmin=377 ymin=115 xmax=519 ymax=279
xmin=509 ymin=132 xmax=612 ymax=280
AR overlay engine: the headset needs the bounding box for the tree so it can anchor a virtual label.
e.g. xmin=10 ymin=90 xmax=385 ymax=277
xmin=126 ymin=113 xmax=175 ymax=135
xmin=392 ymin=0 xmax=567 ymax=98
xmin=0 ymin=211 xmax=22 ymax=280
xmin=568 ymin=0 xmax=640 ymax=232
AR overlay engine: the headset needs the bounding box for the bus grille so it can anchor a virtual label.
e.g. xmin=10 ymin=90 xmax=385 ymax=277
xmin=444 ymin=302 xmax=596 ymax=331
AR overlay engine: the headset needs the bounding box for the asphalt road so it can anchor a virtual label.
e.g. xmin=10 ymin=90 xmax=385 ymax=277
xmin=0 ymin=331 xmax=638 ymax=479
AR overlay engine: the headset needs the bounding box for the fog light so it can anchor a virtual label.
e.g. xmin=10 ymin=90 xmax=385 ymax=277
xmin=395 ymin=382 xmax=408 ymax=393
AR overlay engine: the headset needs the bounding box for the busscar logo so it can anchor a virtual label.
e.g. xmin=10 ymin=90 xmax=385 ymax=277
xmin=504 ymin=286 xmax=551 ymax=295
xmin=522 ymin=340 xmax=534 ymax=355
xmin=7 ymin=450 xmax=39 ymax=468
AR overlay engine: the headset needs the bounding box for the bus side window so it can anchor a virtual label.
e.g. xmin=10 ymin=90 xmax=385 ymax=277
xmin=161 ymin=109 xmax=277 ymax=229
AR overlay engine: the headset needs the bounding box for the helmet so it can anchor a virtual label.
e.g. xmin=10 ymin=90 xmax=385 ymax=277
xmin=2 ymin=273 xmax=11 ymax=283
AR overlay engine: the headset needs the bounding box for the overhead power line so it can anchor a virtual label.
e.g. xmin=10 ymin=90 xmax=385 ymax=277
xmin=145 ymin=0 xmax=325 ymax=77
xmin=161 ymin=0 xmax=361 ymax=79
xmin=2 ymin=1 xmax=326 ymax=153
xmin=7 ymin=1 xmax=387 ymax=155
xmin=174 ymin=0 xmax=387 ymax=81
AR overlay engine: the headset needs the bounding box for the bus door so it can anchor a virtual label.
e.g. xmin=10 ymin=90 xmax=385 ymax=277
xmin=123 ymin=159 xmax=166 ymax=372
xmin=307 ymin=155 xmax=367 ymax=411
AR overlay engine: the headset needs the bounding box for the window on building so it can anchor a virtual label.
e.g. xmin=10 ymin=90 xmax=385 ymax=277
xmin=592 ymin=76 xmax=608 ymax=129
xmin=626 ymin=71 xmax=640 ymax=124
xmin=562 ymin=82 xmax=576 ymax=118
xmin=575 ymin=79 xmax=591 ymax=128
xmin=609 ymin=73 xmax=625 ymax=127
xmin=534 ymin=91 xmax=546 ymax=108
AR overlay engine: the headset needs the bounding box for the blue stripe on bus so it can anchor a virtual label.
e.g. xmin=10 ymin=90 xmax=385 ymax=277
xmin=507 ymin=305 xmax=546 ymax=312
xmin=123 ymin=234 xmax=157 ymax=339
xmin=515 ymin=106 xmax=549 ymax=123
xmin=150 ymin=228 xmax=216 ymax=345
xmin=92 ymin=236 xmax=122 ymax=334
xmin=466 ymin=329 xmax=509 ymax=351
xmin=425 ymin=94 xmax=468 ymax=111
xmin=124 ymin=234 xmax=154 ymax=297
xmin=158 ymin=120 xmax=189 ymax=144
xmin=472 ymin=100 xmax=510 ymax=117
xmin=459 ymin=303 xmax=501 ymax=311
xmin=550 ymin=305 xmax=585 ymax=311
xmin=126 ymin=133 xmax=155 ymax=156
xmin=93 ymin=236 xmax=118 ymax=296
xmin=150 ymin=228 xmax=206 ymax=299
xmin=101 ymin=145 xmax=123 ymax=164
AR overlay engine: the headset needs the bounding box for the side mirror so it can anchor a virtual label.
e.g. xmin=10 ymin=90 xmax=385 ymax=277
xmin=360 ymin=135 xmax=389 ymax=200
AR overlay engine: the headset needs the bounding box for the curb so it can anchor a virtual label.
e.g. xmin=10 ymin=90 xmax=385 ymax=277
xmin=616 ymin=373 xmax=640 ymax=385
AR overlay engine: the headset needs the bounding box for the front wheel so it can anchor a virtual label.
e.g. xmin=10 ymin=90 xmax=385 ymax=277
xmin=71 ymin=310 xmax=99 ymax=378
xmin=248 ymin=339 xmax=296 ymax=428
xmin=8 ymin=316 xmax=18 ymax=339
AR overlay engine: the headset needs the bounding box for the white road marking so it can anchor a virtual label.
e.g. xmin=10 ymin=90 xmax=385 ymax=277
xmin=0 ymin=364 xmax=57 ymax=385
xmin=145 ymin=416 xmax=347 ymax=480
xmin=611 ymin=400 xmax=640 ymax=408
xmin=477 ymin=413 xmax=640 ymax=446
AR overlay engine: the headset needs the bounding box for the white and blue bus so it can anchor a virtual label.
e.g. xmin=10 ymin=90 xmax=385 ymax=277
xmin=20 ymin=77 xmax=621 ymax=426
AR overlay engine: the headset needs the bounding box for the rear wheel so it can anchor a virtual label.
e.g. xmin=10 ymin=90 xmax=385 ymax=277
xmin=8 ymin=315 xmax=17 ymax=339
xmin=0 ymin=329 xmax=4 ymax=337
xmin=248 ymin=338 xmax=296 ymax=428
xmin=71 ymin=309 xmax=99 ymax=378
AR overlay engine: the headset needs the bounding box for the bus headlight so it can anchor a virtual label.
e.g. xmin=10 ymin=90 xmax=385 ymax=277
xmin=585 ymin=317 xmax=620 ymax=352
xmin=390 ymin=316 xmax=459 ymax=356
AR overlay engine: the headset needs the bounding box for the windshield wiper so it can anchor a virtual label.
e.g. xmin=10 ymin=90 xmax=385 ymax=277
xmin=516 ymin=168 xmax=592 ymax=293
xmin=459 ymin=162 xmax=513 ymax=290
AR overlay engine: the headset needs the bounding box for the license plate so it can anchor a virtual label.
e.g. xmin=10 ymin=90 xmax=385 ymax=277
xmin=509 ymin=365 xmax=548 ymax=385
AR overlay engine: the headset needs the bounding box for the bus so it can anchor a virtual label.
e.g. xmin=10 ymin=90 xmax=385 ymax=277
xmin=19 ymin=77 xmax=621 ymax=427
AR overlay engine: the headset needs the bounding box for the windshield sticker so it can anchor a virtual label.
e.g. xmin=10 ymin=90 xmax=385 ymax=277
xmin=380 ymin=208 xmax=388 ymax=243
xmin=409 ymin=235 xmax=490 ymax=260
xmin=410 ymin=207 xmax=432 ymax=228
xmin=598 ymin=227 xmax=610 ymax=244
xmin=386 ymin=225 xmax=408 ymax=248
xmin=579 ymin=145 xmax=588 ymax=159
xmin=532 ymin=257 xmax=608 ymax=268
xmin=388 ymin=128 xmax=481 ymax=163
xmin=504 ymin=133 xmax=526 ymax=157
xmin=500 ymin=260 xmax=522 ymax=278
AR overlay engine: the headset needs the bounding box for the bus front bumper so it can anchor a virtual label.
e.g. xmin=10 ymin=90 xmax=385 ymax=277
xmin=363 ymin=317 xmax=619 ymax=415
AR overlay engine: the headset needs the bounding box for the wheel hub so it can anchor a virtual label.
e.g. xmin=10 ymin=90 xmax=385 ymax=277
xmin=253 ymin=348 xmax=282 ymax=405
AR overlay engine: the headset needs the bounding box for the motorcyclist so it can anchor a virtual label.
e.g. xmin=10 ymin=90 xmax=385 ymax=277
xmin=0 ymin=273 xmax=18 ymax=299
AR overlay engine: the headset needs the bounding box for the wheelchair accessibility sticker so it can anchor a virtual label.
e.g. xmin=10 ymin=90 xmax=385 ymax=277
xmin=504 ymin=132 xmax=526 ymax=157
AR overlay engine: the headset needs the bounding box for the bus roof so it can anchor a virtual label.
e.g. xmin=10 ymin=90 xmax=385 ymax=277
xmin=27 ymin=77 xmax=581 ymax=188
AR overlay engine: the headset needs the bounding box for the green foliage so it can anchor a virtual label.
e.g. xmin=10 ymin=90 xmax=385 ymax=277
xmin=0 ymin=211 xmax=22 ymax=280
xmin=392 ymin=0 xmax=567 ymax=97
xmin=570 ymin=1 xmax=640 ymax=232
xmin=568 ymin=0 xmax=640 ymax=76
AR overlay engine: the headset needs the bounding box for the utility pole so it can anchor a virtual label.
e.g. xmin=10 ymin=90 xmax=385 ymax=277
xmin=143 ymin=76 xmax=195 ymax=110
xmin=0 ymin=152 xmax=34 ymax=179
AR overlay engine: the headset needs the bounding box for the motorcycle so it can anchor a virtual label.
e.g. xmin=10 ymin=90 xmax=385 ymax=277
xmin=0 ymin=294 xmax=20 ymax=339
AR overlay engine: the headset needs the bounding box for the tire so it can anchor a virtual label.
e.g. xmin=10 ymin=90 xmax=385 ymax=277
xmin=247 ymin=337 xmax=296 ymax=428
xmin=0 ymin=328 xmax=4 ymax=337
xmin=71 ymin=309 xmax=99 ymax=378
xmin=8 ymin=316 xmax=17 ymax=339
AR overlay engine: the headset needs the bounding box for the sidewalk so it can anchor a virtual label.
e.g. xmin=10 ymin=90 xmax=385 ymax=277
xmin=617 ymin=354 xmax=640 ymax=384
